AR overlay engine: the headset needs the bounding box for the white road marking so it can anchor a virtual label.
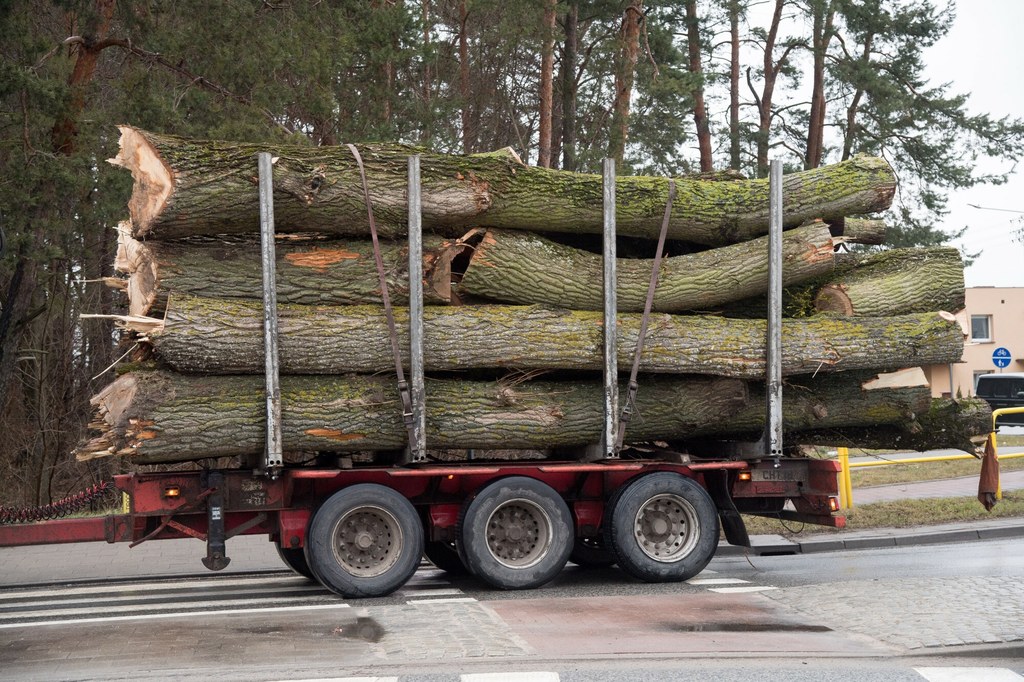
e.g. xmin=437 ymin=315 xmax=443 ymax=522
xmin=406 ymin=597 xmax=478 ymax=604
xmin=3 ymin=594 xmax=337 ymax=620
xmin=686 ymin=578 xmax=750 ymax=585
xmin=462 ymin=674 xmax=560 ymax=682
xmin=266 ymin=678 xmax=398 ymax=682
xmin=0 ymin=573 xmax=313 ymax=600
xmin=0 ymin=602 xmax=351 ymax=629
xmin=915 ymin=668 xmax=1024 ymax=682
xmin=708 ymin=585 xmax=778 ymax=593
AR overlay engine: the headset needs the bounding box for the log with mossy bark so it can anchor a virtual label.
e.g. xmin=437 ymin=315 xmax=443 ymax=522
xmin=720 ymin=247 xmax=965 ymax=319
xmin=792 ymin=396 xmax=992 ymax=454
xmin=77 ymin=372 xmax=749 ymax=463
xmin=111 ymin=126 xmax=896 ymax=246
xmin=76 ymin=370 xmax=951 ymax=464
xmin=113 ymin=224 xmax=462 ymax=317
xmin=120 ymin=296 xmax=965 ymax=379
xmin=813 ymin=247 xmax=965 ymax=316
xmin=457 ymin=222 xmax=837 ymax=312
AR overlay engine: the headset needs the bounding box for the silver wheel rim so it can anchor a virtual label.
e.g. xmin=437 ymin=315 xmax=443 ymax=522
xmin=485 ymin=498 xmax=552 ymax=569
xmin=331 ymin=505 xmax=403 ymax=578
xmin=633 ymin=493 xmax=699 ymax=563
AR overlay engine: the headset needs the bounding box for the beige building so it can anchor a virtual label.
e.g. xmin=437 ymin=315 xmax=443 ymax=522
xmin=925 ymin=287 xmax=1024 ymax=398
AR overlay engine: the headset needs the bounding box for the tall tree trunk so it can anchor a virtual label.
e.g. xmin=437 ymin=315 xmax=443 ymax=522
xmin=685 ymin=0 xmax=713 ymax=172
xmin=729 ymin=0 xmax=742 ymax=171
xmin=113 ymin=128 xmax=896 ymax=247
xmin=458 ymin=0 xmax=472 ymax=153
xmin=560 ymin=1 xmax=579 ymax=171
xmin=754 ymin=0 xmax=787 ymax=178
xmin=842 ymin=32 xmax=874 ymax=160
xmin=422 ymin=0 xmax=432 ymax=139
xmin=805 ymin=0 xmax=835 ymax=169
xmin=609 ymin=0 xmax=642 ymax=166
xmin=136 ymin=297 xmax=964 ymax=379
xmin=537 ymin=0 xmax=557 ymax=168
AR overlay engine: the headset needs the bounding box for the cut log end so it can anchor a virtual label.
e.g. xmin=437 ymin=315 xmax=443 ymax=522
xmin=114 ymin=223 xmax=159 ymax=317
xmin=813 ymin=284 xmax=853 ymax=315
xmin=108 ymin=126 xmax=172 ymax=239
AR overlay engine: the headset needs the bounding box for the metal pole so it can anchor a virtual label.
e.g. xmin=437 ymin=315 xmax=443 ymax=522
xmin=407 ymin=155 xmax=427 ymax=464
xmin=837 ymin=446 xmax=853 ymax=509
xmin=603 ymin=158 xmax=619 ymax=458
xmin=766 ymin=159 xmax=784 ymax=464
xmin=257 ymin=152 xmax=283 ymax=473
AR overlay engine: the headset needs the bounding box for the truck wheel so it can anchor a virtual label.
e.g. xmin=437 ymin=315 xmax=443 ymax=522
xmin=458 ymin=476 xmax=573 ymax=590
xmin=304 ymin=484 xmax=423 ymax=598
xmin=275 ymin=543 xmax=316 ymax=581
xmin=604 ymin=472 xmax=719 ymax=583
xmin=424 ymin=541 xmax=470 ymax=575
xmin=570 ymin=536 xmax=616 ymax=568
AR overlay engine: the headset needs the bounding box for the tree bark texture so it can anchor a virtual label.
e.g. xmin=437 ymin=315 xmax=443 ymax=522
xmin=793 ymin=397 xmax=992 ymax=454
xmin=141 ymin=297 xmax=964 ymax=380
xmin=78 ymin=372 xmax=748 ymax=463
xmin=114 ymin=227 xmax=459 ymax=317
xmin=831 ymin=216 xmax=887 ymax=245
xmin=78 ymin=370 xmax=953 ymax=464
xmin=720 ymin=247 xmax=964 ymax=319
xmin=112 ymin=127 xmax=896 ymax=247
xmin=814 ymin=247 xmax=965 ymax=316
xmin=459 ymin=222 xmax=837 ymax=312
xmin=685 ymin=0 xmax=714 ymax=172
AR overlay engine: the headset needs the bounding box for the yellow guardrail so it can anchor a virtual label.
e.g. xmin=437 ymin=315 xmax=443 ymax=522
xmin=836 ymin=406 xmax=1024 ymax=509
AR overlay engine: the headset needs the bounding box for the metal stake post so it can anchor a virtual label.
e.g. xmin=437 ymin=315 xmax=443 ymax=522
xmin=602 ymin=158 xmax=619 ymax=458
xmin=257 ymin=152 xmax=283 ymax=474
xmin=766 ymin=159 xmax=784 ymax=464
xmin=407 ymin=155 xmax=427 ymax=463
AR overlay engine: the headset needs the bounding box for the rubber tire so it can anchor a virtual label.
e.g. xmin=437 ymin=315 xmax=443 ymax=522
xmin=276 ymin=543 xmax=317 ymax=581
xmin=458 ymin=476 xmax=573 ymax=590
xmin=604 ymin=472 xmax=719 ymax=583
xmin=304 ymin=483 xmax=424 ymax=598
xmin=569 ymin=536 xmax=617 ymax=568
xmin=424 ymin=540 xmax=470 ymax=575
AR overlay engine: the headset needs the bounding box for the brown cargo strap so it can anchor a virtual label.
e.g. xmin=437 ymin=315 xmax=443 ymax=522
xmin=346 ymin=144 xmax=416 ymax=443
xmin=615 ymin=179 xmax=677 ymax=452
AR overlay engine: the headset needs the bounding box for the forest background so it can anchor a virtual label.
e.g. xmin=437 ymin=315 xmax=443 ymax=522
xmin=1 ymin=0 xmax=1022 ymax=506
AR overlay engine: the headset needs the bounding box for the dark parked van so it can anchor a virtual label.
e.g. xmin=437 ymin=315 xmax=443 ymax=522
xmin=975 ymin=373 xmax=1024 ymax=425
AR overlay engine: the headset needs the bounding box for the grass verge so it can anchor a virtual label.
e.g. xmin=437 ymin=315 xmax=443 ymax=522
xmin=849 ymin=454 xmax=1024 ymax=488
xmin=742 ymin=491 xmax=1024 ymax=537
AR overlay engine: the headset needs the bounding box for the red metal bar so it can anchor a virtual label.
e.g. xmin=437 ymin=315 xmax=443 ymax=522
xmin=0 ymin=517 xmax=111 ymax=547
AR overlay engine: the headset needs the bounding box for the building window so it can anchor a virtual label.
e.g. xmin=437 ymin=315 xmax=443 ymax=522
xmin=971 ymin=314 xmax=992 ymax=342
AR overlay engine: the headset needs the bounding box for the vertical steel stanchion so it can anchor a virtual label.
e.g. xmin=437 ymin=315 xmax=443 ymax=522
xmin=257 ymin=152 xmax=283 ymax=474
xmin=766 ymin=159 xmax=784 ymax=466
xmin=407 ymin=155 xmax=427 ymax=463
xmin=602 ymin=158 xmax=619 ymax=458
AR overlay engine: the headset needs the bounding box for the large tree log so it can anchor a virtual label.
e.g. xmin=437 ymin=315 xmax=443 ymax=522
xmin=76 ymin=370 xmax=944 ymax=464
xmin=128 ymin=297 xmax=965 ymax=379
xmin=721 ymin=247 xmax=965 ymax=318
xmin=458 ymin=222 xmax=837 ymax=312
xmin=813 ymin=247 xmax=965 ymax=316
xmin=113 ymin=225 xmax=462 ymax=317
xmin=792 ymin=397 xmax=992 ymax=454
xmin=77 ymin=372 xmax=749 ymax=463
xmin=111 ymin=126 xmax=896 ymax=246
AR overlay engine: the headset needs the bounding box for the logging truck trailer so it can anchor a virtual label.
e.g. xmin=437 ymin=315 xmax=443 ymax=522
xmin=0 ymin=458 xmax=843 ymax=597
xmin=0 ymin=155 xmax=845 ymax=597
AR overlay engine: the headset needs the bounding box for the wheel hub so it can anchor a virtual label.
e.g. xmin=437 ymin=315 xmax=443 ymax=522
xmin=332 ymin=506 xmax=403 ymax=578
xmin=633 ymin=493 xmax=700 ymax=563
xmin=486 ymin=500 xmax=552 ymax=569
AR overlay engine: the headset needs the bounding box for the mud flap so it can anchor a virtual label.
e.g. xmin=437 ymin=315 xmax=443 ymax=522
xmin=704 ymin=470 xmax=750 ymax=548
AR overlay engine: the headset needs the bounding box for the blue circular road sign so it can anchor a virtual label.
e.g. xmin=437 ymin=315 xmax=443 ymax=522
xmin=993 ymin=347 xmax=1012 ymax=369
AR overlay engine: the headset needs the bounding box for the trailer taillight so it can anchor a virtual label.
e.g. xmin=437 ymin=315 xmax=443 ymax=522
xmin=737 ymin=471 xmax=752 ymax=481
xmin=163 ymin=486 xmax=181 ymax=499
xmin=829 ymin=497 xmax=839 ymax=512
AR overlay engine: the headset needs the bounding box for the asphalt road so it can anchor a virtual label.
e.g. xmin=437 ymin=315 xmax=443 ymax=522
xmin=2 ymin=539 xmax=1022 ymax=681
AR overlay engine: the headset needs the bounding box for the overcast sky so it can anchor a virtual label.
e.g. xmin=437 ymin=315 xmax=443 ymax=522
xmin=924 ymin=1 xmax=1024 ymax=288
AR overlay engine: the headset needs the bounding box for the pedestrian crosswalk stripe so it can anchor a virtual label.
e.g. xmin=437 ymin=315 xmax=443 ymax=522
xmin=406 ymin=597 xmax=478 ymax=604
xmin=461 ymin=674 xmax=559 ymax=682
xmin=915 ymin=667 xmax=1024 ymax=681
xmin=708 ymin=585 xmax=778 ymax=593
xmin=687 ymin=577 xmax=749 ymax=585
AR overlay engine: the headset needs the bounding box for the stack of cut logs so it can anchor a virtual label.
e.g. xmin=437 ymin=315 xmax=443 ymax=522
xmin=76 ymin=127 xmax=991 ymax=465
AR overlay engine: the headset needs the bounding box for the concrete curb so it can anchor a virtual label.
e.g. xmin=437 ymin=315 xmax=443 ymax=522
xmin=715 ymin=519 xmax=1024 ymax=556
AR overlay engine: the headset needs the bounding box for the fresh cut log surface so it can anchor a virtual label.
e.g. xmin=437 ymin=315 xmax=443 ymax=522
xmin=136 ymin=296 xmax=965 ymax=379
xmin=458 ymin=222 xmax=837 ymax=312
xmin=111 ymin=126 xmax=896 ymax=246
xmin=114 ymin=225 xmax=459 ymax=317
